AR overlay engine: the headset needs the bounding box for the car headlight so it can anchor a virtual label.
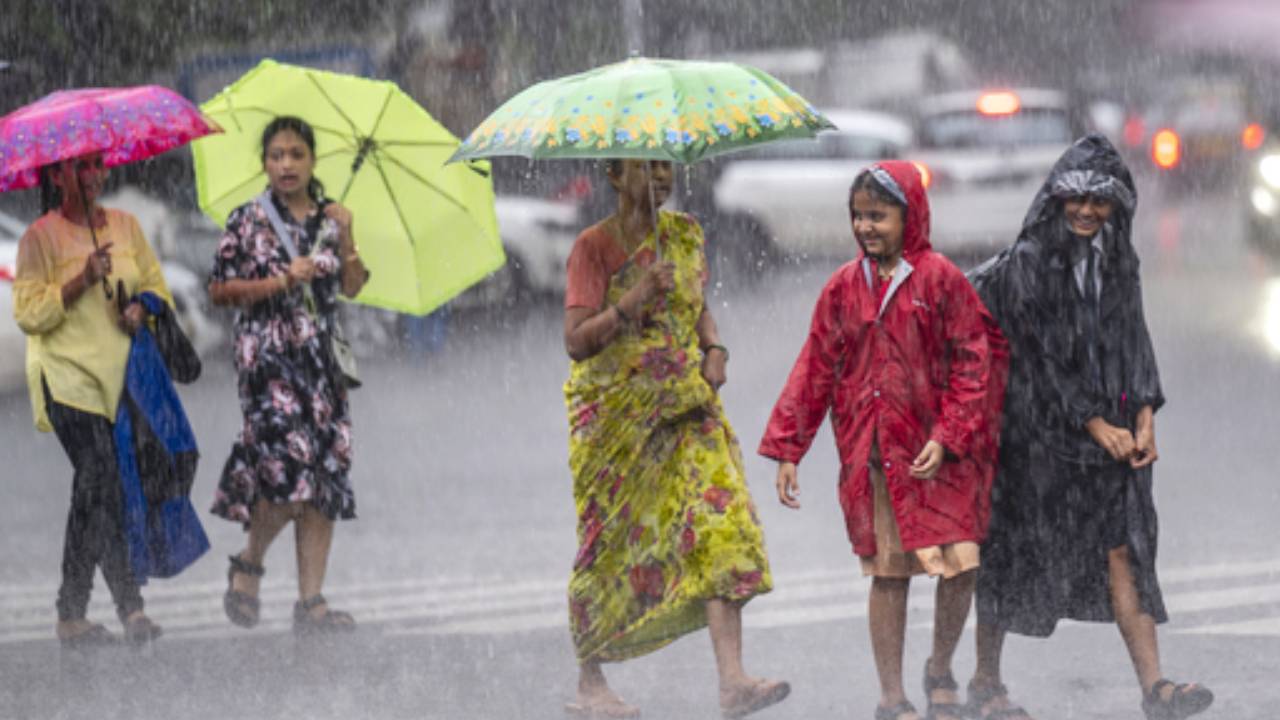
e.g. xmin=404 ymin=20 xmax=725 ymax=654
xmin=1259 ymin=154 xmax=1280 ymax=189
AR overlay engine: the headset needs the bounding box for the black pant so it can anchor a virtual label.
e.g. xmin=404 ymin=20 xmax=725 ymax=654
xmin=44 ymin=384 xmax=143 ymax=623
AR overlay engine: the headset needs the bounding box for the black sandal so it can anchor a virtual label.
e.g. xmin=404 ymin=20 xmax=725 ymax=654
xmin=964 ymin=680 xmax=1032 ymax=720
xmin=59 ymin=623 xmax=117 ymax=650
xmin=293 ymin=594 xmax=355 ymax=635
xmin=1142 ymin=679 xmax=1213 ymax=720
xmin=922 ymin=663 xmax=964 ymax=720
xmin=875 ymin=700 xmax=918 ymax=720
xmin=224 ymin=554 xmax=264 ymax=628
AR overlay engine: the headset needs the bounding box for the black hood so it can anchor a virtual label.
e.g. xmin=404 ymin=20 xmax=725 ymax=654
xmin=1019 ymin=133 xmax=1137 ymax=236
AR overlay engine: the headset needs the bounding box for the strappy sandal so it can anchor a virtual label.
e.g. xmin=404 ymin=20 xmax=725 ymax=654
xmin=922 ymin=663 xmax=964 ymax=720
xmin=224 ymin=554 xmax=264 ymax=628
xmin=293 ymin=594 xmax=356 ymax=635
xmin=1141 ymin=679 xmax=1213 ymax=720
xmin=58 ymin=623 xmax=117 ymax=650
xmin=721 ymin=678 xmax=791 ymax=719
xmin=123 ymin=615 xmax=162 ymax=648
xmin=964 ymin=680 xmax=1033 ymax=720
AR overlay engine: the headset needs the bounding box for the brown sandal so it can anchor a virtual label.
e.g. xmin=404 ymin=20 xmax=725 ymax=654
xmin=58 ymin=623 xmax=117 ymax=650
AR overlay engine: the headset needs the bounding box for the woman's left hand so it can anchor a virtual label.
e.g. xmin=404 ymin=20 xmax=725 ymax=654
xmin=701 ymin=347 xmax=727 ymax=390
xmin=325 ymin=203 xmax=354 ymax=235
xmin=1130 ymin=424 xmax=1158 ymax=469
xmin=910 ymin=440 xmax=945 ymax=479
xmin=119 ymin=301 xmax=146 ymax=336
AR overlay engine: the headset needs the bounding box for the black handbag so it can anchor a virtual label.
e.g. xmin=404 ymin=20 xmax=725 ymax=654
xmin=121 ymin=281 xmax=201 ymax=384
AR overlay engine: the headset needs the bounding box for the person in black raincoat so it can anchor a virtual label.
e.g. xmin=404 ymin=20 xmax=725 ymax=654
xmin=964 ymin=135 xmax=1212 ymax=720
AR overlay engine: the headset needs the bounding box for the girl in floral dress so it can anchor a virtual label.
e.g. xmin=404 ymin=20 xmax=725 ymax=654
xmin=208 ymin=116 xmax=369 ymax=634
xmin=561 ymin=159 xmax=788 ymax=719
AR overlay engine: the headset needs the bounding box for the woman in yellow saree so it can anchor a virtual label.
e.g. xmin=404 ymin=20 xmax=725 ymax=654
xmin=561 ymin=159 xmax=788 ymax=720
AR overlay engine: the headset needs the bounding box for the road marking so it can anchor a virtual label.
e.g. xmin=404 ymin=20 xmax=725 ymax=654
xmin=2 ymin=558 xmax=1278 ymax=645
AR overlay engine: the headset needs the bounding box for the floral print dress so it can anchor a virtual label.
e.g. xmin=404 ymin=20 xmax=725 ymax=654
xmin=210 ymin=195 xmax=355 ymax=526
xmin=564 ymin=211 xmax=771 ymax=663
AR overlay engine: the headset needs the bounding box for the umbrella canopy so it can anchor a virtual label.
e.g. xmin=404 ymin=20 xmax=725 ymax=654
xmin=0 ymin=85 xmax=220 ymax=192
xmin=450 ymin=56 xmax=835 ymax=164
xmin=193 ymin=59 xmax=503 ymax=316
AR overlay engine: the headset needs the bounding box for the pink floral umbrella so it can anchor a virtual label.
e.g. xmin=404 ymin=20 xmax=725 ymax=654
xmin=0 ymin=84 xmax=220 ymax=298
xmin=0 ymin=85 xmax=221 ymax=192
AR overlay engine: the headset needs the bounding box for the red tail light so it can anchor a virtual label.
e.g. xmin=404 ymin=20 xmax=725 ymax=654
xmin=1122 ymin=116 xmax=1145 ymax=147
xmin=912 ymin=161 xmax=932 ymax=189
xmin=0 ymin=266 xmax=14 ymax=282
xmin=1243 ymin=123 xmax=1266 ymax=150
xmin=1151 ymin=129 xmax=1181 ymax=170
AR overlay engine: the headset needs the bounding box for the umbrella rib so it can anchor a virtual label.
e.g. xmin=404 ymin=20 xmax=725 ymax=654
xmin=377 ymin=154 xmax=472 ymax=214
xmin=305 ymin=71 xmax=364 ymax=139
xmin=368 ymin=153 xmax=419 ymax=253
xmin=206 ymin=104 xmax=354 ymax=148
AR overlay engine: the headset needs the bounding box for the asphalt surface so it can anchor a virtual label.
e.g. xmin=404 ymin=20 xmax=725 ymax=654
xmin=0 ymin=183 xmax=1277 ymax=719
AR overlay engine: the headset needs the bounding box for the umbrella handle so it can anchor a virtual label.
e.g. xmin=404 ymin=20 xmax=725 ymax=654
xmin=76 ymin=172 xmax=113 ymax=300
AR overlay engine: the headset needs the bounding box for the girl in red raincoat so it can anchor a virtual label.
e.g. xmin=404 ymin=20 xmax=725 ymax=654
xmin=759 ymin=161 xmax=1007 ymax=720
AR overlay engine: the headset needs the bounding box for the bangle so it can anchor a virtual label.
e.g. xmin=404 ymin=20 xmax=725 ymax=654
xmin=702 ymin=343 xmax=729 ymax=361
xmin=278 ymin=275 xmax=290 ymax=292
xmin=612 ymin=303 xmax=631 ymax=323
xmin=343 ymin=253 xmax=360 ymax=264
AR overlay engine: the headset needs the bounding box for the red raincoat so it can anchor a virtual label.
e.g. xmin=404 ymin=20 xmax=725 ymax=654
xmin=759 ymin=161 xmax=1008 ymax=557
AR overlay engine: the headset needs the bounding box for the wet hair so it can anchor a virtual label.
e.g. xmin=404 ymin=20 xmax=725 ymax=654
xmin=38 ymin=164 xmax=62 ymax=214
xmin=604 ymin=159 xmax=624 ymax=177
xmin=848 ymin=168 xmax=906 ymax=217
xmin=261 ymin=115 xmax=326 ymax=203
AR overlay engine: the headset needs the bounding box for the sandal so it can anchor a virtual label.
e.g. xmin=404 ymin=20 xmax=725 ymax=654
xmin=964 ymin=680 xmax=1033 ymax=720
xmin=721 ymin=678 xmax=791 ymax=719
xmin=293 ymin=594 xmax=356 ymax=635
xmin=224 ymin=554 xmax=264 ymax=628
xmin=922 ymin=662 xmax=964 ymax=720
xmin=874 ymin=700 xmax=919 ymax=720
xmin=1141 ymin=679 xmax=1213 ymax=720
xmin=564 ymin=696 xmax=641 ymax=719
xmin=123 ymin=615 xmax=162 ymax=648
xmin=58 ymin=622 xmax=117 ymax=650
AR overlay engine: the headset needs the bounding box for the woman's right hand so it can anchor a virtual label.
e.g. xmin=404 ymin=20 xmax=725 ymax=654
xmin=287 ymin=256 xmax=317 ymax=287
xmin=1085 ymin=417 xmax=1136 ymax=462
xmin=82 ymin=243 xmax=113 ymax=283
xmin=776 ymin=462 xmax=801 ymax=509
xmin=634 ymin=261 xmax=676 ymax=303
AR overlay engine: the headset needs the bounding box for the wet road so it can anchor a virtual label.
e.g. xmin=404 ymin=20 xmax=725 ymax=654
xmin=0 ymin=180 xmax=1277 ymax=719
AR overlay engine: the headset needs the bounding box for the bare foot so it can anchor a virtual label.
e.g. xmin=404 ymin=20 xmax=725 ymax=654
xmin=566 ymin=688 xmax=640 ymax=719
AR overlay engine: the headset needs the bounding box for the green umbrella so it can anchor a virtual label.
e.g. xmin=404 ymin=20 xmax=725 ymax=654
xmin=193 ymin=59 xmax=504 ymax=316
xmin=450 ymin=56 xmax=835 ymax=164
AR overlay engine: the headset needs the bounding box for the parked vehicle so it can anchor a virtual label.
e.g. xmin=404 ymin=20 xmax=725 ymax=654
xmin=910 ymin=87 xmax=1077 ymax=257
xmin=710 ymin=108 xmax=914 ymax=261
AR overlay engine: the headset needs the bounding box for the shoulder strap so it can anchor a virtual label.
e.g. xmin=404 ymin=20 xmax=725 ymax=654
xmin=256 ymin=190 xmax=301 ymax=260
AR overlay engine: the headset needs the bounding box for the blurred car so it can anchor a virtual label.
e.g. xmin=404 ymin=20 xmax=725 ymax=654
xmin=453 ymin=194 xmax=580 ymax=311
xmin=710 ymin=108 xmax=914 ymax=260
xmin=1135 ymin=74 xmax=1267 ymax=185
xmin=910 ymin=87 xmax=1077 ymax=256
xmin=0 ymin=207 xmax=223 ymax=395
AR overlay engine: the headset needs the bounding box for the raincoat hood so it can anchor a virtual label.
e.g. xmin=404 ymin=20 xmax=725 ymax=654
xmin=1020 ymin=133 xmax=1137 ymax=236
xmin=854 ymin=160 xmax=932 ymax=261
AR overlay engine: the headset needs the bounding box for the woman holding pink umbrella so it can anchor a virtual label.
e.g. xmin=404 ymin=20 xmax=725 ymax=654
xmin=4 ymin=85 xmax=219 ymax=649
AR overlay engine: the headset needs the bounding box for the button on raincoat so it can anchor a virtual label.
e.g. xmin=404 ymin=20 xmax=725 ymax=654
xmin=759 ymin=160 xmax=1008 ymax=557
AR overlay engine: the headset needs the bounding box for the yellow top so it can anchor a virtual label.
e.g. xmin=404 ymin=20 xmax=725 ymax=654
xmin=13 ymin=209 xmax=172 ymax=432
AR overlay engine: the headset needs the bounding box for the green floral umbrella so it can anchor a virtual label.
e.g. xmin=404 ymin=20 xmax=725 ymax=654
xmin=450 ymin=56 xmax=834 ymax=164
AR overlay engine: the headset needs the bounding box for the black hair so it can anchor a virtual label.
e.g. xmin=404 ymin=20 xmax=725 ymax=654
xmin=261 ymin=115 xmax=326 ymax=203
xmin=849 ymin=168 xmax=906 ymax=213
xmin=38 ymin=164 xmax=62 ymax=214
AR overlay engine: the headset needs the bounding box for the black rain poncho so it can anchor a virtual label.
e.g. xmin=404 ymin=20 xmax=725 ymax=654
xmin=968 ymin=134 xmax=1167 ymax=637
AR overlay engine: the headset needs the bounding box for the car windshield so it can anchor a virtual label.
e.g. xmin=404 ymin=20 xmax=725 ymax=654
xmin=919 ymin=108 xmax=1071 ymax=149
xmin=730 ymin=131 xmax=900 ymax=161
xmin=1148 ymin=78 xmax=1248 ymax=133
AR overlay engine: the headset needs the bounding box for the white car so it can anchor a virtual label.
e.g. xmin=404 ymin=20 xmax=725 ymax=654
xmin=455 ymin=194 xmax=580 ymax=309
xmin=0 ymin=207 xmax=222 ymax=395
xmin=910 ymin=88 xmax=1076 ymax=256
xmin=711 ymin=108 xmax=914 ymax=259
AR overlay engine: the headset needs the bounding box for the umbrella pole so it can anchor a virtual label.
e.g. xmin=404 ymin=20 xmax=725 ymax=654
xmin=76 ymin=173 xmax=113 ymax=300
xmin=647 ymin=163 xmax=661 ymax=261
